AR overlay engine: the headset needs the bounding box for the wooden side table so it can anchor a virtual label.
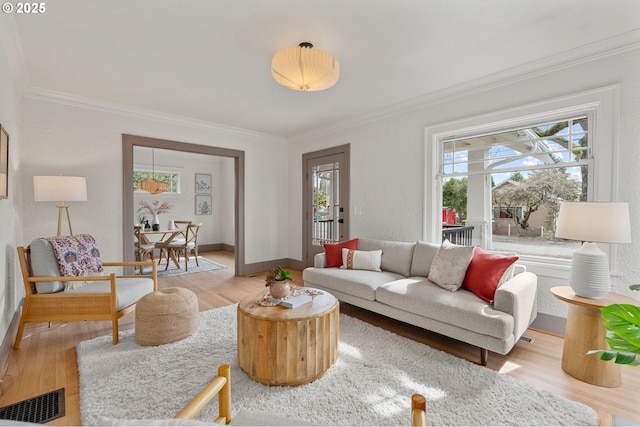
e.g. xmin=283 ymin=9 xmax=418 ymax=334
xmin=551 ymin=286 xmax=637 ymax=387
xmin=237 ymin=289 xmax=339 ymax=386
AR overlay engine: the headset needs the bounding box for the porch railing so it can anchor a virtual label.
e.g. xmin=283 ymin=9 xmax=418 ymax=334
xmin=442 ymin=225 xmax=474 ymax=246
xmin=312 ymin=219 xmax=334 ymax=246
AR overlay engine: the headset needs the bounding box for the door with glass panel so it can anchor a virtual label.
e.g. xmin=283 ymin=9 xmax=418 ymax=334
xmin=303 ymin=145 xmax=350 ymax=267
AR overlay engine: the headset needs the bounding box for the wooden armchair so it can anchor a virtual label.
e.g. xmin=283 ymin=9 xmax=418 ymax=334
xmin=175 ymin=364 xmax=231 ymax=424
xmin=411 ymin=394 xmax=427 ymax=426
xmin=15 ymin=237 xmax=157 ymax=348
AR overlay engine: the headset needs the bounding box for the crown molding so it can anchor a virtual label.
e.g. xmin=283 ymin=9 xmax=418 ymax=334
xmin=21 ymin=87 xmax=286 ymax=143
xmin=15 ymin=26 xmax=640 ymax=144
xmin=290 ymin=29 xmax=640 ymax=141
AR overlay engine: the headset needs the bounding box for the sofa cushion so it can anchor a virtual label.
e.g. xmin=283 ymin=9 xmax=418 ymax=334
xmin=427 ymin=241 xmax=474 ymax=291
xmin=358 ymin=238 xmax=415 ymax=277
xmin=376 ymin=278 xmax=513 ymax=340
xmin=324 ymin=238 xmax=359 ymax=268
xmin=410 ymin=241 xmax=440 ymax=277
xmin=302 ymin=267 xmax=404 ymax=301
xmin=462 ymin=247 xmax=519 ymax=303
xmin=341 ymin=249 xmax=382 ymax=271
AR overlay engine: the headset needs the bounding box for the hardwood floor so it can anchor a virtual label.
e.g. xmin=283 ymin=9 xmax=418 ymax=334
xmin=1 ymin=251 xmax=638 ymax=425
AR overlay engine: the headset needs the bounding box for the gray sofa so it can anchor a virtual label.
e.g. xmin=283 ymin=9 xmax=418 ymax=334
xmin=302 ymin=238 xmax=538 ymax=364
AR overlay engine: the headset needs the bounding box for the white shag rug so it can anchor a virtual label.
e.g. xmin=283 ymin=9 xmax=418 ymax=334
xmin=77 ymin=304 xmax=597 ymax=426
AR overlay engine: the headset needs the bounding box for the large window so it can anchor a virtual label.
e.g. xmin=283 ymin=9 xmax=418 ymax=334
xmin=426 ymin=87 xmax=618 ymax=272
xmin=440 ymin=117 xmax=589 ymax=258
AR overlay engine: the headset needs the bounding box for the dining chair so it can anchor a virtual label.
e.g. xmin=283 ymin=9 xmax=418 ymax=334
xmin=164 ymin=222 xmax=202 ymax=271
xmin=155 ymin=220 xmax=190 ymax=268
xmin=134 ymin=225 xmax=155 ymax=263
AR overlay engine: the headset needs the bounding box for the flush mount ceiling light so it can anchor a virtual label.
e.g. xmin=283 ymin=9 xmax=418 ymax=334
xmin=271 ymin=42 xmax=340 ymax=92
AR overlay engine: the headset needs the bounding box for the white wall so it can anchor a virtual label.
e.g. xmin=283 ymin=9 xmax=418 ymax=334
xmin=288 ymin=46 xmax=640 ymax=317
xmin=18 ymin=96 xmax=288 ymax=266
xmin=0 ymin=17 xmax=25 ymax=342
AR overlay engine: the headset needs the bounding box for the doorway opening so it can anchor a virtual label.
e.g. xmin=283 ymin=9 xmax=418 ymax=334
xmin=122 ymin=134 xmax=245 ymax=275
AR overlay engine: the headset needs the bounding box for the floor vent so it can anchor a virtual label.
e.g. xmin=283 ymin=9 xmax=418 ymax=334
xmin=0 ymin=388 xmax=65 ymax=424
xmin=519 ymin=336 xmax=535 ymax=344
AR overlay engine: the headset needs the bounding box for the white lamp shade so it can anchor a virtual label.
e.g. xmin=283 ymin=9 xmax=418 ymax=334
xmin=34 ymin=176 xmax=87 ymax=202
xmin=272 ymin=43 xmax=339 ymax=92
xmin=555 ymin=202 xmax=631 ymax=244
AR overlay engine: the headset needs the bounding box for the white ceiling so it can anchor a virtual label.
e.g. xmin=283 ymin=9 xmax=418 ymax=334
xmin=11 ymin=0 xmax=640 ymax=137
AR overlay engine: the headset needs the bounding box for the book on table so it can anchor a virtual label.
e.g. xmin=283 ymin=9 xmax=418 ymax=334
xmin=268 ymin=294 xmax=313 ymax=309
xmin=280 ymin=294 xmax=313 ymax=308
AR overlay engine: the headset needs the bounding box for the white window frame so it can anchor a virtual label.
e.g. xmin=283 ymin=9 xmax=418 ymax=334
xmin=424 ymin=86 xmax=620 ymax=279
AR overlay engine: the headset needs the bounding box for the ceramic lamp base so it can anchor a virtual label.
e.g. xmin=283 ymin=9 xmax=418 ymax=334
xmin=568 ymin=242 xmax=611 ymax=299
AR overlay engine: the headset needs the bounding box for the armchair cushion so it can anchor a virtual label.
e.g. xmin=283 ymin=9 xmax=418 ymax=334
xmin=29 ymin=238 xmax=64 ymax=294
xmin=30 ymin=235 xmax=104 ymax=293
xmin=69 ymin=278 xmax=156 ymax=311
xmin=45 ymin=234 xmax=103 ymax=276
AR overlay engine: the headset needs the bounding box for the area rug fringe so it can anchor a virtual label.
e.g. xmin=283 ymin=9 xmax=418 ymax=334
xmin=77 ymin=304 xmax=597 ymax=426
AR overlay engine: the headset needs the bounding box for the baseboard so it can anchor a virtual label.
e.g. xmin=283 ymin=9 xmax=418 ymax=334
xmin=199 ymin=243 xmax=234 ymax=253
xmin=1 ymin=299 xmax=22 ymax=379
xmin=243 ymin=258 xmax=305 ymax=277
xmin=529 ymin=312 xmax=566 ymax=336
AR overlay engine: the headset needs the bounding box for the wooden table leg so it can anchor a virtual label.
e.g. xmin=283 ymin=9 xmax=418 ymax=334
xmin=561 ymin=303 xmax=621 ymax=387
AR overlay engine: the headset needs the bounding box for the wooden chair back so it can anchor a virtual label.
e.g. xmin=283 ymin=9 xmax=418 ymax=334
xmin=134 ymin=225 xmax=155 ymax=263
xmin=175 ymin=364 xmax=231 ymax=424
xmin=411 ymin=394 xmax=427 ymax=426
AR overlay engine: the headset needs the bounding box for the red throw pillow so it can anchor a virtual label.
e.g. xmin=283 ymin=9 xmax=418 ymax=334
xmin=462 ymin=247 xmax=518 ymax=303
xmin=324 ymin=238 xmax=359 ymax=268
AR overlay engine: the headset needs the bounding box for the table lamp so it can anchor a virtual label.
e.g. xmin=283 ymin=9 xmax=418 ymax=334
xmin=34 ymin=175 xmax=87 ymax=236
xmin=555 ymin=201 xmax=631 ymax=299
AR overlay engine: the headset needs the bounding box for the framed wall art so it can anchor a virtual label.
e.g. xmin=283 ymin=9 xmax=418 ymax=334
xmin=195 ymin=173 xmax=212 ymax=194
xmin=0 ymin=125 xmax=8 ymax=200
xmin=195 ymin=195 xmax=212 ymax=215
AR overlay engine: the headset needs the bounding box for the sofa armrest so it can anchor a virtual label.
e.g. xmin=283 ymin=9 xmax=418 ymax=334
xmin=493 ymin=271 xmax=537 ymax=340
xmin=314 ymin=252 xmax=327 ymax=268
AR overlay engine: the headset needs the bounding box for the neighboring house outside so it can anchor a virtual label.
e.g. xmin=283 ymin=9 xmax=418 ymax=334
xmin=492 ymin=180 xmax=555 ymax=237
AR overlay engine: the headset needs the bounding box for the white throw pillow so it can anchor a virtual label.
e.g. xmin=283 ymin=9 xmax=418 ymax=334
xmin=340 ymin=248 xmax=383 ymax=272
xmin=427 ymin=240 xmax=474 ymax=291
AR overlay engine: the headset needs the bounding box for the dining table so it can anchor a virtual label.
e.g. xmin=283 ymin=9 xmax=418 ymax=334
xmin=137 ymin=227 xmax=187 ymax=269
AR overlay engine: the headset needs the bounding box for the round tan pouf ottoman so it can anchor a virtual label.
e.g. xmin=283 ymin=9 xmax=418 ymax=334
xmin=135 ymin=287 xmax=199 ymax=346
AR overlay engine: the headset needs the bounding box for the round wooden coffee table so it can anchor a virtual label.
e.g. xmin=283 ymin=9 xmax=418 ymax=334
xmin=237 ymin=288 xmax=339 ymax=386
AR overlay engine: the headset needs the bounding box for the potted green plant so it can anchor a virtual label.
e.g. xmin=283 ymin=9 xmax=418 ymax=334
xmin=265 ymin=267 xmax=292 ymax=299
xmin=588 ymin=285 xmax=640 ymax=366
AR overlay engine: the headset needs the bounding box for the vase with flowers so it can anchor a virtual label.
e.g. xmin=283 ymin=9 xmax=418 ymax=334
xmin=265 ymin=267 xmax=292 ymax=299
xmin=137 ymin=200 xmax=173 ymax=231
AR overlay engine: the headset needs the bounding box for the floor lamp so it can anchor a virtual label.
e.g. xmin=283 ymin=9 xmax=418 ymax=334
xmin=555 ymin=201 xmax=631 ymax=299
xmin=34 ymin=176 xmax=87 ymax=236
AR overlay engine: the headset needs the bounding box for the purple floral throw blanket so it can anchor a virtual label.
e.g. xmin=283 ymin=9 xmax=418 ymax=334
xmin=45 ymin=234 xmax=103 ymax=277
